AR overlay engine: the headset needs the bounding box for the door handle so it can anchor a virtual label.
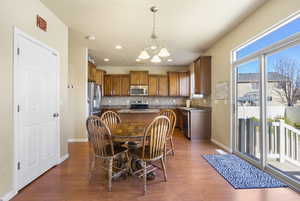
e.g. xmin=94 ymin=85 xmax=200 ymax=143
xmin=53 ymin=113 xmax=59 ymax=118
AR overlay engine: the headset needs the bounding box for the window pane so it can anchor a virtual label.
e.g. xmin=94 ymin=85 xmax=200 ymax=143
xmin=236 ymin=59 xmax=261 ymax=161
xmin=266 ymin=44 xmax=300 ymax=182
xmin=236 ymin=17 xmax=300 ymax=60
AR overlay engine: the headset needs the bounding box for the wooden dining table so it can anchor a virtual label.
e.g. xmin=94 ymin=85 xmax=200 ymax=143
xmin=109 ymin=121 xmax=156 ymax=180
xmin=110 ymin=122 xmax=146 ymax=142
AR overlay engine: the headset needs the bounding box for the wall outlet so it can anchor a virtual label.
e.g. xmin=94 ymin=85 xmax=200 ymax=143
xmin=173 ymin=99 xmax=176 ymax=103
xmin=108 ymin=99 xmax=111 ymax=104
xmin=155 ymin=99 xmax=159 ymax=103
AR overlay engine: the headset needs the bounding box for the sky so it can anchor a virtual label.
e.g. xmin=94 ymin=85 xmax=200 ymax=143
xmin=237 ymin=17 xmax=300 ymax=74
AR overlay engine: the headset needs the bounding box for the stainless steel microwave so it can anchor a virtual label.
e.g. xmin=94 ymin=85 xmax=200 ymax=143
xmin=130 ymin=86 xmax=148 ymax=96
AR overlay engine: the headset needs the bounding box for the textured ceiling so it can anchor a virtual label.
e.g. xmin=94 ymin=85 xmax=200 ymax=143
xmin=42 ymin=0 xmax=267 ymax=66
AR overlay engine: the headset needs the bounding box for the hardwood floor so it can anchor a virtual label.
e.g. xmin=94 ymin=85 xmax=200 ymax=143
xmin=12 ymin=130 xmax=299 ymax=201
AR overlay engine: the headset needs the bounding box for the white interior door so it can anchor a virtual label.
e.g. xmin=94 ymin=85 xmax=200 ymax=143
xmin=14 ymin=30 xmax=60 ymax=190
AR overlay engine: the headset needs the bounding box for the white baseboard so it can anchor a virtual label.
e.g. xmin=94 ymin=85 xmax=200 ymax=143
xmin=211 ymin=138 xmax=232 ymax=153
xmin=0 ymin=190 xmax=17 ymax=201
xmin=58 ymin=153 xmax=69 ymax=164
xmin=68 ymin=138 xmax=88 ymax=142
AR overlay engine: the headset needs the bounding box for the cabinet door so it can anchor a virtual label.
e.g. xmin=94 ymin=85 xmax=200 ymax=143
xmin=194 ymin=56 xmax=211 ymax=95
xmin=104 ymin=75 xmax=112 ymax=96
xmin=130 ymin=71 xmax=140 ymax=85
xmin=112 ymin=75 xmax=121 ymax=96
xmin=149 ymin=76 xmax=158 ymax=96
xmin=120 ymin=75 xmax=130 ymax=96
xmin=168 ymin=72 xmax=179 ymax=96
xmin=179 ymin=72 xmax=190 ymax=97
xmin=140 ymin=71 xmax=149 ymax=85
xmin=158 ymin=76 xmax=168 ymax=96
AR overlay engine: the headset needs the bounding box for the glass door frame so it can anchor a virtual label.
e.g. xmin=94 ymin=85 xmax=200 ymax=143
xmin=232 ymin=32 xmax=300 ymax=191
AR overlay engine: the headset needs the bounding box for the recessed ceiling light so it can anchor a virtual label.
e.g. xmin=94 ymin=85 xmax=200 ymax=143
xmin=167 ymin=59 xmax=173 ymax=62
xmin=115 ymin=45 xmax=123 ymax=49
xmin=104 ymin=58 xmax=110 ymax=62
xmin=136 ymin=58 xmax=141 ymax=62
xmin=86 ymin=35 xmax=96 ymax=40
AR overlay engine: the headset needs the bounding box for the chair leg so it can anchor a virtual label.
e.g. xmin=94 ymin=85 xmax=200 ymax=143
xmin=88 ymin=156 xmax=96 ymax=182
xmin=143 ymin=161 xmax=147 ymax=195
xmin=108 ymin=158 xmax=113 ymax=192
xmin=160 ymin=158 xmax=167 ymax=182
xmin=164 ymin=144 xmax=167 ymax=162
xmin=125 ymin=151 xmax=131 ymax=175
xmin=170 ymin=138 xmax=175 ymax=156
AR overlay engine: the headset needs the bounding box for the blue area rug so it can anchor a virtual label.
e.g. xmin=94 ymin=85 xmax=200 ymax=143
xmin=202 ymin=154 xmax=288 ymax=189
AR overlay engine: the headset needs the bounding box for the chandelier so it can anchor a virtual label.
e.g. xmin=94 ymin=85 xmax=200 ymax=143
xmin=138 ymin=6 xmax=171 ymax=63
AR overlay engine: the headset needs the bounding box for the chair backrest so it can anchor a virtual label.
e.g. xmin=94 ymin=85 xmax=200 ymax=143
xmin=142 ymin=116 xmax=170 ymax=160
xmin=159 ymin=109 xmax=176 ymax=137
xmin=100 ymin=110 xmax=121 ymax=128
xmin=86 ymin=116 xmax=114 ymax=157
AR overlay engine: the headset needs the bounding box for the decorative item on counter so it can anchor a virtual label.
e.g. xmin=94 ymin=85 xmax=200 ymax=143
xmin=186 ymin=99 xmax=191 ymax=108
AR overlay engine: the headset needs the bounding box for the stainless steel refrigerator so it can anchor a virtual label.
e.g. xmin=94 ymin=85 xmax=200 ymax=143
xmin=88 ymin=82 xmax=102 ymax=116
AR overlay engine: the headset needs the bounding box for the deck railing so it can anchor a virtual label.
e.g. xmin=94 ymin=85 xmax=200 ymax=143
xmin=238 ymin=119 xmax=300 ymax=167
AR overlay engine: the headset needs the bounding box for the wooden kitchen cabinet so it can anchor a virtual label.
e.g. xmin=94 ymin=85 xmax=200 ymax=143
xmin=130 ymin=71 xmax=149 ymax=85
xmin=168 ymin=72 xmax=180 ymax=96
xmin=159 ymin=76 xmax=168 ymax=96
xmin=179 ymin=72 xmax=190 ymax=97
xmin=112 ymin=75 xmax=121 ymax=96
xmin=148 ymin=75 xmax=168 ymax=96
xmin=104 ymin=75 xmax=113 ymax=96
xmin=104 ymin=75 xmax=129 ymax=96
xmin=94 ymin=69 xmax=106 ymax=86
xmin=168 ymin=72 xmax=190 ymax=97
xmin=194 ymin=56 xmax=211 ymax=95
xmin=120 ymin=75 xmax=130 ymax=96
xmin=88 ymin=62 xmax=96 ymax=81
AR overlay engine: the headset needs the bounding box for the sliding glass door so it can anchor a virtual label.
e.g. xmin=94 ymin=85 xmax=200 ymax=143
xmin=235 ymin=59 xmax=261 ymax=163
xmin=232 ymin=14 xmax=300 ymax=191
xmin=265 ymin=44 xmax=300 ymax=183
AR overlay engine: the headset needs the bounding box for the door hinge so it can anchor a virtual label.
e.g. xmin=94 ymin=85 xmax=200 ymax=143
xmin=17 ymin=48 xmax=20 ymax=55
xmin=17 ymin=105 xmax=20 ymax=112
xmin=17 ymin=162 xmax=21 ymax=170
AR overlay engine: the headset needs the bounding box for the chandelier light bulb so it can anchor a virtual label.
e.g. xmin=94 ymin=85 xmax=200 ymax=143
xmin=138 ymin=50 xmax=150 ymax=59
xmin=151 ymin=55 xmax=162 ymax=63
xmin=150 ymin=45 xmax=157 ymax=50
xmin=158 ymin=48 xmax=170 ymax=57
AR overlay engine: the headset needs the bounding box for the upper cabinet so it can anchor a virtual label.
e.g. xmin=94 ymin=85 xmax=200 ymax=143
xmin=194 ymin=56 xmax=211 ymax=95
xmin=88 ymin=62 xmax=106 ymax=86
xmin=104 ymin=75 xmax=130 ymax=96
xmin=168 ymin=72 xmax=180 ymax=96
xmin=168 ymin=72 xmax=190 ymax=97
xmin=179 ymin=72 xmax=190 ymax=97
xmin=148 ymin=75 xmax=168 ymax=96
xmin=130 ymin=71 xmax=149 ymax=85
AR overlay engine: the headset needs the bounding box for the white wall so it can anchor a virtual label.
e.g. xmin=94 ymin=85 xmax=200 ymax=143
xmin=0 ymin=0 xmax=69 ymax=197
xmin=68 ymin=34 xmax=88 ymax=139
xmin=204 ymin=0 xmax=300 ymax=148
xmin=97 ymin=65 xmax=189 ymax=75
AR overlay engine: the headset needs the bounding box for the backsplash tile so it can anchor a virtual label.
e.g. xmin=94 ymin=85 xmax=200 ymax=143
xmin=101 ymin=97 xmax=186 ymax=106
xmin=191 ymin=96 xmax=211 ymax=107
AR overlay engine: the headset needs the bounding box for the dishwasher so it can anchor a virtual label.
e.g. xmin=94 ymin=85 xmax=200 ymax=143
xmin=181 ymin=110 xmax=190 ymax=139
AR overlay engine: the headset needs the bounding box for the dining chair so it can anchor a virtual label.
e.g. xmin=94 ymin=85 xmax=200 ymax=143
xmin=100 ymin=110 xmax=121 ymax=129
xmin=86 ymin=116 xmax=129 ymax=192
xmin=159 ymin=109 xmax=177 ymax=156
xmin=132 ymin=116 xmax=171 ymax=195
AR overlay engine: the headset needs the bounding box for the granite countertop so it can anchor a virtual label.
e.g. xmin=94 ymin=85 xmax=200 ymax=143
xmin=101 ymin=105 xmax=211 ymax=111
xmin=101 ymin=105 xmax=185 ymax=109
